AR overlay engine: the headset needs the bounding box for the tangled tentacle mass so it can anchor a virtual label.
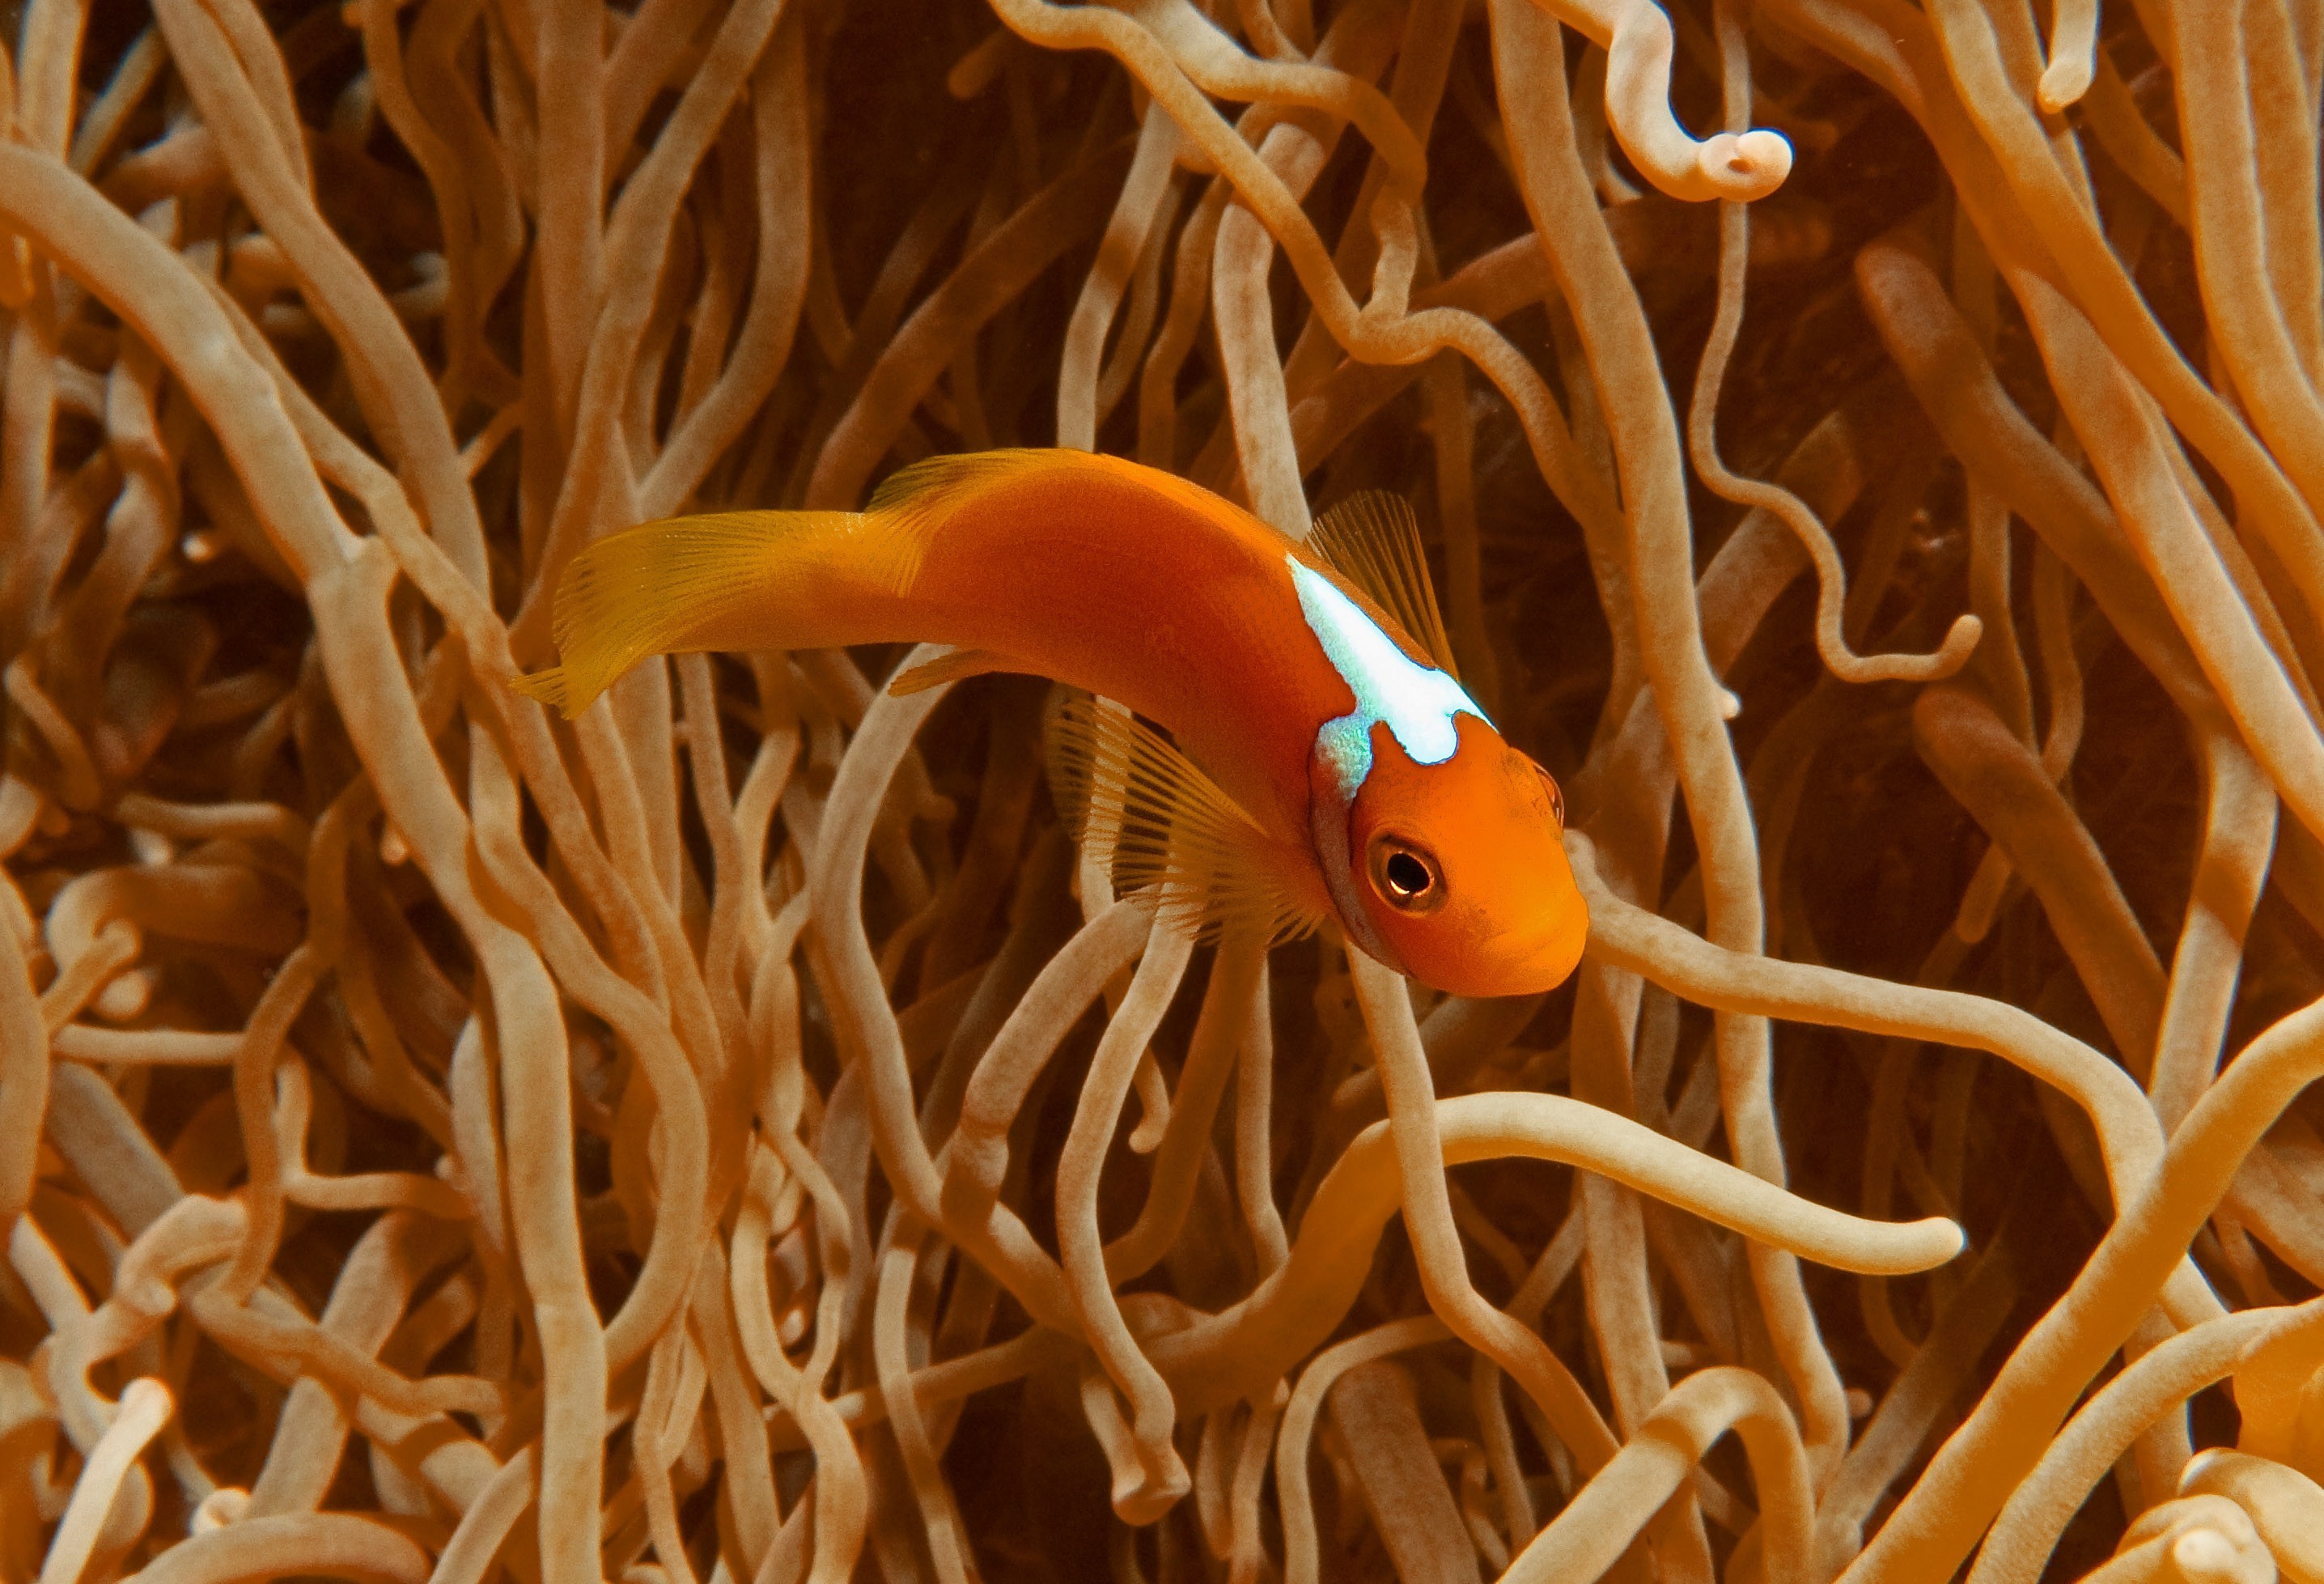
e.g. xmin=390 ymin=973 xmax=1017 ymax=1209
xmin=2 ymin=0 xmax=2322 ymax=1578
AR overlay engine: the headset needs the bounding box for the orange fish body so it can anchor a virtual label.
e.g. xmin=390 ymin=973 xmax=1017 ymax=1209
xmin=515 ymin=449 xmax=1586 ymax=996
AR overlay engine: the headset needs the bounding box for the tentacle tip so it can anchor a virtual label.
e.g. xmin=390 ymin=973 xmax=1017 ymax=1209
xmin=2181 ymin=1448 xmax=2227 ymax=1488
xmin=121 ymin=1375 xmax=176 ymax=1412
xmin=2037 ymin=57 xmax=2093 ymax=113
xmin=1109 ymin=1465 xmax=1190 ymax=1527
xmin=1939 ymin=611 xmax=1987 ymax=666
xmin=192 ymin=1488 xmax=249 ymax=1535
xmin=95 ymin=969 xmax=154 ymax=1023
xmin=2169 ymin=1528 xmax=2241 ymax=1579
xmin=1700 ymin=130 xmax=1793 ymax=202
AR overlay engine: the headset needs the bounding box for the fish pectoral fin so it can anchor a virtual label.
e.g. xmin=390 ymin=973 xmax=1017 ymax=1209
xmin=1044 ymin=689 xmax=1328 ymax=947
xmin=885 ymin=648 xmax=1030 ymax=696
xmin=1306 ymin=491 xmax=1461 ymax=678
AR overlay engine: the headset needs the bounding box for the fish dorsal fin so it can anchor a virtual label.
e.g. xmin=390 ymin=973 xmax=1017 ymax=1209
xmin=1045 ymin=690 xmax=1326 ymax=947
xmin=865 ymin=448 xmax=1055 ymax=515
xmin=1305 ymin=492 xmax=1458 ymax=677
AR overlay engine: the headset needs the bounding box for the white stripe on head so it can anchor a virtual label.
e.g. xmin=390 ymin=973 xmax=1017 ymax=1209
xmin=1288 ymin=555 xmax=1487 ymax=806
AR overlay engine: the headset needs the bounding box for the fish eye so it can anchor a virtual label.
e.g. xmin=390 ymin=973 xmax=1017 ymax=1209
xmin=1368 ymin=835 xmax=1445 ymax=914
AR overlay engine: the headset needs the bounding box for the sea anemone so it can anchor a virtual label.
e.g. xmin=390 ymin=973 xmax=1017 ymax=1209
xmin=2 ymin=0 xmax=2322 ymax=1580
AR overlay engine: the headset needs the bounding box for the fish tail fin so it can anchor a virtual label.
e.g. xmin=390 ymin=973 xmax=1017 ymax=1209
xmin=512 ymin=512 xmax=858 ymax=718
xmin=507 ymin=664 xmax=575 ymax=714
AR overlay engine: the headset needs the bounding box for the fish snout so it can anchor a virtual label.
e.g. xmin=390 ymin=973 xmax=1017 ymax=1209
xmin=1412 ymin=893 xmax=1588 ymax=999
xmin=1494 ymin=897 xmax=1590 ymax=996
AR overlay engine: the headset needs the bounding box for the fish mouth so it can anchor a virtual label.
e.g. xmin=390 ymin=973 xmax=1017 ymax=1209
xmin=1409 ymin=911 xmax=1588 ymax=999
xmin=1484 ymin=905 xmax=1590 ymax=995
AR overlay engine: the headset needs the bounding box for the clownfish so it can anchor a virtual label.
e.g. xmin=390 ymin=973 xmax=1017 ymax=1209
xmin=513 ymin=449 xmax=1587 ymax=997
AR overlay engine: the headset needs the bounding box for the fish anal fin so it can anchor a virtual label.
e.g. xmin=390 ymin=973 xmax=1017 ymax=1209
xmin=1044 ymin=690 xmax=1326 ymax=947
xmin=886 ymin=648 xmax=1030 ymax=696
xmin=1306 ymin=491 xmax=1459 ymax=677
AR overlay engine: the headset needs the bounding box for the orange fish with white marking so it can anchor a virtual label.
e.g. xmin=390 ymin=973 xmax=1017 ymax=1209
xmin=514 ymin=449 xmax=1587 ymax=996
